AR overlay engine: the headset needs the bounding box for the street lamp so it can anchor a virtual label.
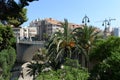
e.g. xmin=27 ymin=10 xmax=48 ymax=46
xmin=102 ymin=19 xmax=110 ymax=28
xmin=102 ymin=18 xmax=116 ymax=27
xmin=82 ymin=15 xmax=90 ymax=26
xmin=102 ymin=19 xmax=110 ymax=38
xmin=108 ymin=18 xmax=116 ymax=27
xmin=102 ymin=19 xmax=110 ymax=33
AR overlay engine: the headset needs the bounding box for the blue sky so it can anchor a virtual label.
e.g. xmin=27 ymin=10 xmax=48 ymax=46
xmin=22 ymin=0 xmax=120 ymax=30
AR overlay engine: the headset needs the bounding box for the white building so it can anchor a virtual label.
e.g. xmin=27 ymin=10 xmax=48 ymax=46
xmin=12 ymin=27 xmax=24 ymax=40
xmin=12 ymin=27 xmax=37 ymax=41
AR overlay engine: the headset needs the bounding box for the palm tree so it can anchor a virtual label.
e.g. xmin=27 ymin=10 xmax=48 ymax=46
xmin=26 ymin=48 xmax=49 ymax=80
xmin=73 ymin=25 xmax=100 ymax=70
xmin=27 ymin=61 xmax=43 ymax=80
xmin=32 ymin=48 xmax=48 ymax=63
xmin=47 ymin=19 xmax=76 ymax=70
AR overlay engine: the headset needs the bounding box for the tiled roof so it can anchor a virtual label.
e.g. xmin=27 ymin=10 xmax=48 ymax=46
xmin=45 ymin=18 xmax=61 ymax=26
xmin=45 ymin=18 xmax=82 ymax=28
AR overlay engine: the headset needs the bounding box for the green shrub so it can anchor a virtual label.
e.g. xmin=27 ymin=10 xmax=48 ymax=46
xmin=90 ymin=51 xmax=120 ymax=80
xmin=89 ymin=37 xmax=120 ymax=80
xmin=90 ymin=37 xmax=120 ymax=62
xmin=0 ymin=47 xmax=16 ymax=80
xmin=36 ymin=59 xmax=89 ymax=80
xmin=0 ymin=25 xmax=15 ymax=51
xmin=36 ymin=65 xmax=89 ymax=80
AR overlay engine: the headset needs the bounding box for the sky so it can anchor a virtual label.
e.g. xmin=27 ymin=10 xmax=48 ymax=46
xmin=22 ymin=0 xmax=120 ymax=30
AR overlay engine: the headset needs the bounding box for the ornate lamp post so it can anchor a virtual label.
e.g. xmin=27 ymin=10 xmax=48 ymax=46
xmin=102 ymin=18 xmax=116 ymax=28
xmin=102 ymin=19 xmax=110 ymax=28
xmin=102 ymin=19 xmax=110 ymax=38
xmin=82 ymin=15 xmax=90 ymax=26
xmin=102 ymin=18 xmax=116 ymax=38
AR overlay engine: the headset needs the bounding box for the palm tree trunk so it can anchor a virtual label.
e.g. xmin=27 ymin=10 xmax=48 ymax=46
xmin=86 ymin=56 xmax=90 ymax=71
xmin=86 ymin=50 xmax=90 ymax=71
xmin=81 ymin=54 xmax=86 ymax=67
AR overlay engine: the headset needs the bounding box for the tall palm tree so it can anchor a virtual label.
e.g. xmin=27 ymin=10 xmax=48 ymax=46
xmin=73 ymin=25 xmax=100 ymax=70
xmin=47 ymin=19 xmax=76 ymax=70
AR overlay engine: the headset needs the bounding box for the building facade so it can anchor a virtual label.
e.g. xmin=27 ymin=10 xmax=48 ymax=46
xmin=29 ymin=18 xmax=82 ymax=40
xmin=12 ymin=27 xmax=37 ymax=41
xmin=113 ymin=27 xmax=120 ymax=37
xmin=12 ymin=18 xmax=83 ymax=41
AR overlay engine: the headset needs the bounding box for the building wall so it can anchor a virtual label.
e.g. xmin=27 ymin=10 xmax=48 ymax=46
xmin=113 ymin=27 xmax=120 ymax=37
xmin=16 ymin=41 xmax=44 ymax=62
xmin=12 ymin=27 xmax=38 ymax=41
xmin=28 ymin=18 xmax=64 ymax=40
xmin=28 ymin=18 xmax=83 ymax=40
xmin=12 ymin=28 xmax=25 ymax=40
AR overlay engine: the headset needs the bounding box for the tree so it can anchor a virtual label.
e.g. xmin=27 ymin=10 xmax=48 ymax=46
xmin=0 ymin=24 xmax=15 ymax=51
xmin=90 ymin=37 xmax=120 ymax=80
xmin=90 ymin=36 xmax=120 ymax=62
xmin=27 ymin=61 xmax=43 ymax=80
xmin=73 ymin=25 xmax=100 ymax=69
xmin=46 ymin=19 xmax=76 ymax=70
xmin=0 ymin=24 xmax=16 ymax=80
xmin=0 ymin=47 xmax=16 ymax=80
xmin=7 ymin=8 xmax=28 ymax=27
xmin=0 ymin=0 xmax=38 ymax=26
xmin=27 ymin=48 xmax=48 ymax=80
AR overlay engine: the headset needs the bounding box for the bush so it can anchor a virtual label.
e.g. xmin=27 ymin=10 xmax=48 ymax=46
xmin=0 ymin=25 xmax=15 ymax=51
xmin=90 ymin=37 xmax=120 ymax=62
xmin=0 ymin=47 xmax=16 ymax=80
xmin=36 ymin=59 xmax=89 ymax=80
xmin=89 ymin=37 xmax=120 ymax=80
xmin=90 ymin=51 xmax=120 ymax=80
xmin=36 ymin=65 xmax=89 ymax=80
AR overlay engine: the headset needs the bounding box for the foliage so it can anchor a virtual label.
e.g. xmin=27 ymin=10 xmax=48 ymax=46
xmin=0 ymin=0 xmax=38 ymax=25
xmin=27 ymin=61 xmax=44 ymax=80
xmin=7 ymin=8 xmax=28 ymax=27
xmin=73 ymin=25 xmax=100 ymax=68
xmin=26 ymin=48 xmax=49 ymax=80
xmin=0 ymin=47 xmax=16 ymax=80
xmin=90 ymin=36 xmax=120 ymax=62
xmin=32 ymin=48 xmax=48 ymax=62
xmin=46 ymin=19 xmax=77 ymax=70
xmin=0 ymin=25 xmax=15 ymax=51
xmin=90 ymin=37 xmax=120 ymax=80
xmin=90 ymin=51 xmax=120 ymax=80
xmin=0 ymin=25 xmax=16 ymax=80
xmin=36 ymin=59 xmax=89 ymax=80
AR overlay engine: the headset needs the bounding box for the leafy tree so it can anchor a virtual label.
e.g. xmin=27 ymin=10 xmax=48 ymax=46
xmin=90 ymin=37 xmax=120 ymax=80
xmin=0 ymin=47 xmax=16 ymax=80
xmin=0 ymin=24 xmax=16 ymax=80
xmin=0 ymin=0 xmax=38 ymax=26
xmin=90 ymin=37 xmax=120 ymax=62
xmin=90 ymin=51 xmax=120 ymax=80
xmin=0 ymin=25 xmax=15 ymax=51
xmin=73 ymin=25 xmax=100 ymax=69
xmin=7 ymin=8 xmax=28 ymax=27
